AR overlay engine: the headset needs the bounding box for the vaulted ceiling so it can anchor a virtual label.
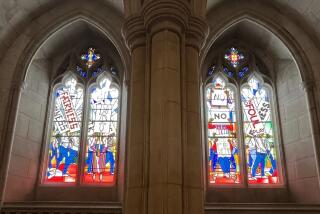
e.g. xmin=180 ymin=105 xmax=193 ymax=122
xmin=207 ymin=0 xmax=320 ymax=40
xmin=0 ymin=0 xmax=320 ymax=57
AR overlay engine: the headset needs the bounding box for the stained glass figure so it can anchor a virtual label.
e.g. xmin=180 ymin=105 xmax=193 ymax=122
xmin=84 ymin=75 xmax=119 ymax=184
xmin=81 ymin=48 xmax=101 ymax=69
xmin=45 ymin=76 xmax=83 ymax=183
xmin=206 ymin=76 xmax=241 ymax=184
xmin=224 ymin=47 xmax=244 ymax=68
xmin=241 ymin=76 xmax=279 ymax=184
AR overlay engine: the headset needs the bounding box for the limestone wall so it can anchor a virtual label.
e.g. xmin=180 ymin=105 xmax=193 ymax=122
xmin=4 ymin=59 xmax=50 ymax=201
xmin=276 ymin=59 xmax=320 ymax=203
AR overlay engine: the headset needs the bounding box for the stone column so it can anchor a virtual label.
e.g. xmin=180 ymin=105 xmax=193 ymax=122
xmin=148 ymin=19 xmax=183 ymax=214
xmin=122 ymin=1 xmax=208 ymax=213
xmin=183 ymin=17 xmax=208 ymax=214
xmin=122 ymin=15 xmax=149 ymax=214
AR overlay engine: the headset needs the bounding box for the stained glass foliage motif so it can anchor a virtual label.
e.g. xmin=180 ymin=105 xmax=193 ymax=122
xmin=238 ymin=66 xmax=249 ymax=79
xmin=81 ymin=48 xmax=101 ymax=69
xmin=206 ymin=76 xmax=241 ymax=184
xmin=77 ymin=66 xmax=103 ymax=79
xmin=45 ymin=76 xmax=83 ymax=183
xmin=224 ymin=47 xmax=244 ymax=68
xmin=223 ymin=66 xmax=234 ymax=78
xmin=208 ymin=65 xmax=216 ymax=76
xmin=76 ymin=66 xmax=87 ymax=78
xmin=84 ymin=77 xmax=119 ymax=184
xmin=241 ymin=76 xmax=279 ymax=184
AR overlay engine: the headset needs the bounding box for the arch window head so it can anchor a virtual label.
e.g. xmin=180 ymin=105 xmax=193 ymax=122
xmin=43 ymin=47 xmax=120 ymax=186
xmin=205 ymin=47 xmax=282 ymax=186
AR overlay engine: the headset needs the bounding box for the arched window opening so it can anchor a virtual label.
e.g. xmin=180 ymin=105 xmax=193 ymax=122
xmin=44 ymin=47 xmax=120 ymax=185
xmin=205 ymin=46 xmax=282 ymax=186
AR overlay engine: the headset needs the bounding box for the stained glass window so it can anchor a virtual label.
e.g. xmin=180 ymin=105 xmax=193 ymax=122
xmin=206 ymin=47 xmax=282 ymax=186
xmin=224 ymin=47 xmax=244 ymax=68
xmin=206 ymin=76 xmax=241 ymax=184
xmin=45 ymin=75 xmax=83 ymax=183
xmin=84 ymin=75 xmax=119 ymax=184
xmin=81 ymin=48 xmax=101 ymax=69
xmin=241 ymin=76 xmax=279 ymax=184
xmin=44 ymin=48 xmax=120 ymax=185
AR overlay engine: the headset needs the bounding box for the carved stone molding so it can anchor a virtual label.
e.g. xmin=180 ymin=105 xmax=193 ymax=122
xmin=187 ymin=16 xmax=208 ymax=51
xmin=299 ymin=80 xmax=315 ymax=92
xmin=122 ymin=0 xmax=208 ymax=52
xmin=142 ymin=0 xmax=190 ymax=34
xmin=122 ymin=14 xmax=146 ymax=51
xmin=10 ymin=80 xmax=27 ymax=91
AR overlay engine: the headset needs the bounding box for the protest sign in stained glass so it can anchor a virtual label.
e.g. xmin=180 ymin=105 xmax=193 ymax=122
xmin=83 ymin=76 xmax=119 ymax=184
xmin=45 ymin=76 xmax=83 ymax=183
xmin=241 ymin=76 xmax=279 ymax=184
xmin=206 ymin=76 xmax=241 ymax=185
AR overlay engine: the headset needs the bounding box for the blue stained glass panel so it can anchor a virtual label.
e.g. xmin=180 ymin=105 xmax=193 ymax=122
xmin=238 ymin=66 xmax=249 ymax=79
xmin=223 ymin=66 xmax=234 ymax=78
